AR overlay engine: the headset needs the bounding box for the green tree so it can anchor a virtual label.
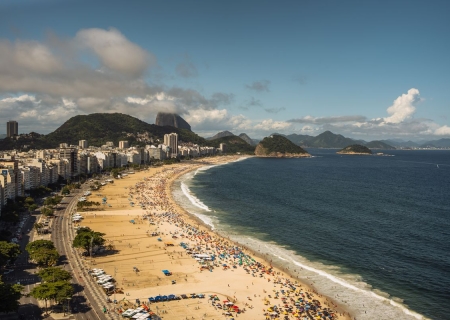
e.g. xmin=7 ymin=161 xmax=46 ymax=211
xmin=0 ymin=241 xmax=21 ymax=267
xmin=30 ymin=248 xmax=59 ymax=267
xmin=26 ymin=240 xmax=55 ymax=252
xmin=24 ymin=197 xmax=35 ymax=206
xmin=37 ymin=267 xmax=72 ymax=283
xmin=30 ymin=282 xmax=55 ymax=313
xmin=61 ymin=186 xmax=70 ymax=195
xmin=26 ymin=240 xmax=60 ymax=267
xmin=0 ymin=280 xmax=23 ymax=313
xmin=72 ymin=228 xmax=106 ymax=253
xmin=28 ymin=203 xmax=38 ymax=213
xmin=41 ymin=207 xmax=54 ymax=217
xmin=34 ymin=223 xmax=44 ymax=234
xmin=53 ymin=281 xmax=74 ymax=303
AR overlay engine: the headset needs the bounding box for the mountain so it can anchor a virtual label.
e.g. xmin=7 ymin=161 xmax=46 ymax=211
xmin=238 ymin=133 xmax=256 ymax=146
xmin=155 ymin=112 xmax=191 ymax=131
xmin=285 ymin=133 xmax=314 ymax=146
xmin=0 ymin=113 xmax=206 ymax=150
xmin=337 ymin=144 xmax=372 ymax=154
xmin=205 ymin=135 xmax=255 ymax=154
xmin=365 ymin=140 xmax=396 ymax=149
xmin=208 ymin=131 xmax=235 ymax=140
xmin=419 ymin=138 xmax=450 ymax=148
xmin=255 ymin=135 xmax=310 ymax=157
xmin=271 ymin=133 xmax=312 ymax=146
xmin=380 ymin=139 xmax=419 ymax=148
xmin=304 ymin=131 xmax=356 ymax=148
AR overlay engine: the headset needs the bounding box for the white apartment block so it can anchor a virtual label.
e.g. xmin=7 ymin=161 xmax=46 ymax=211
xmin=148 ymin=145 xmax=166 ymax=160
xmin=164 ymin=133 xmax=178 ymax=158
xmin=119 ymin=141 xmax=129 ymax=149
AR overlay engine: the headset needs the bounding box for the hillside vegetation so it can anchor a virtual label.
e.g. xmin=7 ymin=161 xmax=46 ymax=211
xmin=255 ymin=135 xmax=309 ymax=157
xmin=0 ymin=113 xmax=207 ymax=150
xmin=206 ymin=136 xmax=255 ymax=154
xmin=337 ymin=144 xmax=372 ymax=154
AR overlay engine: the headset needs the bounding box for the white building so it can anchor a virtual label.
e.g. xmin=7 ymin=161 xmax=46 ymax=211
xmin=79 ymin=140 xmax=88 ymax=149
xmin=164 ymin=133 xmax=178 ymax=158
xmin=119 ymin=141 xmax=129 ymax=149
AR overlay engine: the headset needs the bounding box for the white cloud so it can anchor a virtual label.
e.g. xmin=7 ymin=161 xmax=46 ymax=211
xmin=254 ymin=119 xmax=292 ymax=131
xmin=435 ymin=125 xmax=450 ymax=136
xmin=1 ymin=94 xmax=36 ymax=103
xmin=383 ymin=88 xmax=420 ymax=124
xmin=75 ymin=28 xmax=154 ymax=76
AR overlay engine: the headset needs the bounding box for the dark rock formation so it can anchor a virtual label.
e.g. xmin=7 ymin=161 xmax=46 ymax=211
xmin=155 ymin=113 xmax=191 ymax=131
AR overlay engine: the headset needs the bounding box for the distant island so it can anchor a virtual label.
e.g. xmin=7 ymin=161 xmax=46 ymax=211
xmin=337 ymin=144 xmax=373 ymax=155
xmin=255 ymin=135 xmax=310 ymax=158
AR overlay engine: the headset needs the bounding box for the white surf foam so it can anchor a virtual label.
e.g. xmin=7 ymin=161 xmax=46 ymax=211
xmin=227 ymin=235 xmax=429 ymax=320
xmin=180 ymin=181 xmax=210 ymax=212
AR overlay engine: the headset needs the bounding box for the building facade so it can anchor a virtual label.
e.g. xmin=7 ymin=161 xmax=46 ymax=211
xmin=164 ymin=133 xmax=178 ymax=158
xmin=6 ymin=120 xmax=18 ymax=138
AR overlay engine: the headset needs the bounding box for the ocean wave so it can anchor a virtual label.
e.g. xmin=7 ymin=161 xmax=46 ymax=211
xmin=180 ymin=181 xmax=210 ymax=212
xmin=227 ymin=235 xmax=429 ymax=320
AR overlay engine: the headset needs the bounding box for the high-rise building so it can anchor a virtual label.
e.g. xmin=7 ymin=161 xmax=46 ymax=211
xmin=164 ymin=133 xmax=178 ymax=158
xmin=79 ymin=140 xmax=88 ymax=149
xmin=119 ymin=141 xmax=129 ymax=149
xmin=59 ymin=147 xmax=78 ymax=177
xmin=6 ymin=121 xmax=18 ymax=138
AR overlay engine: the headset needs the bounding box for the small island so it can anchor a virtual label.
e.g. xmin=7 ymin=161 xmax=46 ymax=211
xmin=337 ymin=144 xmax=372 ymax=155
xmin=255 ymin=135 xmax=311 ymax=158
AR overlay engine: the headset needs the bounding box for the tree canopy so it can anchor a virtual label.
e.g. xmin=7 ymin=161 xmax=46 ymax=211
xmin=72 ymin=228 xmax=106 ymax=253
xmin=37 ymin=267 xmax=72 ymax=283
xmin=26 ymin=240 xmax=60 ymax=267
xmin=0 ymin=241 xmax=21 ymax=267
xmin=0 ymin=280 xmax=23 ymax=313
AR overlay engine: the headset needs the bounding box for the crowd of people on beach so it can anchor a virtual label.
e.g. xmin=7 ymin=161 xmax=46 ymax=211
xmin=103 ymin=163 xmax=349 ymax=319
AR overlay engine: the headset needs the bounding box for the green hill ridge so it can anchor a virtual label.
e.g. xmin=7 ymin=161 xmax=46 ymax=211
xmin=255 ymin=135 xmax=310 ymax=157
xmin=337 ymin=144 xmax=372 ymax=154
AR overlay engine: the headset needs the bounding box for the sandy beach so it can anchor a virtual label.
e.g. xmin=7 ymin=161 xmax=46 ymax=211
xmin=78 ymin=156 xmax=352 ymax=320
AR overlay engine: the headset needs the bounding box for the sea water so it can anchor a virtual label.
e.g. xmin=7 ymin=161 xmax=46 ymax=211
xmin=171 ymin=149 xmax=450 ymax=320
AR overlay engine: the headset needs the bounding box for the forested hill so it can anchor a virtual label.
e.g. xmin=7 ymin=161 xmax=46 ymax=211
xmin=0 ymin=113 xmax=206 ymax=150
xmin=255 ymin=135 xmax=310 ymax=157
xmin=337 ymin=144 xmax=373 ymax=154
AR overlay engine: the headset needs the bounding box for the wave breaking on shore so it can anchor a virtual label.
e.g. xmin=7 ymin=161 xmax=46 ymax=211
xmin=171 ymin=159 xmax=429 ymax=320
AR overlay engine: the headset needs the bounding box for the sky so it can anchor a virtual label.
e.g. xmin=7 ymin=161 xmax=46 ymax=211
xmin=0 ymin=0 xmax=449 ymax=141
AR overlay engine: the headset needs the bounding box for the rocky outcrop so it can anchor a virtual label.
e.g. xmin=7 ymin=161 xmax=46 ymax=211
xmin=155 ymin=113 xmax=191 ymax=131
xmin=238 ymin=133 xmax=256 ymax=146
xmin=255 ymin=135 xmax=310 ymax=158
xmin=337 ymin=144 xmax=372 ymax=155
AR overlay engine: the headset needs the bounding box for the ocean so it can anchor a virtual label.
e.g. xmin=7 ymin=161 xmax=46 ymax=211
xmin=171 ymin=149 xmax=450 ymax=320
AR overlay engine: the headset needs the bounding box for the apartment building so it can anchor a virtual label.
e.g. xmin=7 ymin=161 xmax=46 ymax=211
xmin=59 ymin=147 xmax=78 ymax=177
xmin=119 ymin=141 xmax=129 ymax=149
xmin=164 ymin=133 xmax=178 ymax=158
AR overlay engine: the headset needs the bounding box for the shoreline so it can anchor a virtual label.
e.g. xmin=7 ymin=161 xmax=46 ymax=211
xmin=166 ymin=156 xmax=353 ymax=318
xmin=80 ymin=155 xmax=352 ymax=319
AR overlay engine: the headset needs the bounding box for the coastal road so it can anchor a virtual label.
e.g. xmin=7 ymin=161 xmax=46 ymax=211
xmin=53 ymin=186 xmax=115 ymax=320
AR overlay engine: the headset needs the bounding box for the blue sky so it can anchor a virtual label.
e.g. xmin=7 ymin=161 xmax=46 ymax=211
xmin=0 ymin=0 xmax=449 ymax=141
